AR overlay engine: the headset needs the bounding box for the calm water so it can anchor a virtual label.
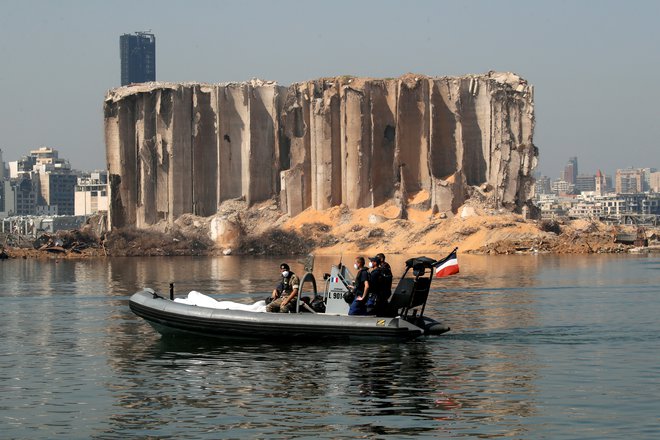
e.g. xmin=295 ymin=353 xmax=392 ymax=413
xmin=1 ymin=254 xmax=659 ymax=439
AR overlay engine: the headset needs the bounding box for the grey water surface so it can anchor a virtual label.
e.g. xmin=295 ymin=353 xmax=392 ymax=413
xmin=1 ymin=254 xmax=659 ymax=439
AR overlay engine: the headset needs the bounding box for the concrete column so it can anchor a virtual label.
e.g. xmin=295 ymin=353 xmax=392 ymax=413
xmin=395 ymin=76 xmax=430 ymax=196
xmin=192 ymin=85 xmax=218 ymax=216
xmin=458 ymin=76 xmax=490 ymax=187
xmin=247 ymin=84 xmax=279 ymax=204
xmin=310 ymin=85 xmax=341 ymax=210
xmin=104 ymin=99 xmax=121 ymax=230
xmin=429 ymin=78 xmax=459 ymax=181
xmin=280 ymin=166 xmax=306 ymax=217
xmin=115 ymin=97 xmax=137 ymax=227
xmin=218 ymin=84 xmax=248 ymax=201
xmin=280 ymin=84 xmax=312 ymax=215
xmin=341 ymin=84 xmax=372 ymax=209
xmin=155 ymin=88 xmax=173 ymax=222
xmin=369 ymin=80 xmax=397 ymax=206
xmin=136 ymin=92 xmax=158 ymax=227
xmin=169 ymin=86 xmax=193 ymax=220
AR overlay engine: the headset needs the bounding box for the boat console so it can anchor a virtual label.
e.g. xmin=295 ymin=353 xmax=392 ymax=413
xmin=296 ymin=256 xmax=441 ymax=323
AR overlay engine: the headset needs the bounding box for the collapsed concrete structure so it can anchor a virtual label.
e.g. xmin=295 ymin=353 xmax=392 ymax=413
xmin=104 ymin=72 xmax=537 ymax=229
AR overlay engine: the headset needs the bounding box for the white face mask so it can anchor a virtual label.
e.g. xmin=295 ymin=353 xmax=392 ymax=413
xmin=281 ymin=270 xmax=290 ymax=278
xmin=368 ymin=262 xmax=374 ymax=268
xmin=353 ymin=263 xmax=359 ymax=270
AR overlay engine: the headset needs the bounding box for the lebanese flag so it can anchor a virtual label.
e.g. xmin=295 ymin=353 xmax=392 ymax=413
xmin=434 ymin=248 xmax=459 ymax=278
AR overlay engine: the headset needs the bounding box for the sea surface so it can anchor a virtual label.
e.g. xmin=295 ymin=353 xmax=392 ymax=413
xmin=1 ymin=254 xmax=659 ymax=439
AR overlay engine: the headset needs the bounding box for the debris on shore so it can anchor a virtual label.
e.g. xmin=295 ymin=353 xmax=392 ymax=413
xmin=2 ymin=198 xmax=658 ymax=259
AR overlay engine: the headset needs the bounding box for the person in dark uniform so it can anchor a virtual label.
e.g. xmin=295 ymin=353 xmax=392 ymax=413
xmin=267 ymin=263 xmax=300 ymax=313
xmin=376 ymin=253 xmax=392 ymax=277
xmin=366 ymin=255 xmax=393 ymax=316
xmin=348 ymin=256 xmax=370 ymax=316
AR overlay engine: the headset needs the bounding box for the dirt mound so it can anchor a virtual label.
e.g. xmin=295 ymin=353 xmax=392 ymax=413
xmin=3 ymin=198 xmax=658 ymax=259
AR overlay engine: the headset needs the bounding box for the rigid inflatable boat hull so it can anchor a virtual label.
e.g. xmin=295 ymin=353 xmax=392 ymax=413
xmin=129 ymin=290 xmax=448 ymax=341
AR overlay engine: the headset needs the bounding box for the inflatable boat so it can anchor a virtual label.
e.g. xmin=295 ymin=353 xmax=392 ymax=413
xmin=129 ymin=256 xmax=451 ymax=342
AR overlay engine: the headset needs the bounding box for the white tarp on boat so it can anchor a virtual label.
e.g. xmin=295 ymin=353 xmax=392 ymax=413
xmin=174 ymin=291 xmax=267 ymax=312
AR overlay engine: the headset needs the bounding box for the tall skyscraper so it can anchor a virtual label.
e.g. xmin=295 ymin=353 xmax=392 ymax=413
xmin=120 ymin=32 xmax=156 ymax=86
xmin=562 ymin=156 xmax=578 ymax=185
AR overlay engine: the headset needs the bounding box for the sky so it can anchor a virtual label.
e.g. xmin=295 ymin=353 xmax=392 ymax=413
xmin=0 ymin=0 xmax=658 ymax=179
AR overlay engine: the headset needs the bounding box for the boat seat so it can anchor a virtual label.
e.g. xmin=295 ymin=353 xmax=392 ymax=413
xmin=386 ymin=278 xmax=415 ymax=312
xmin=408 ymin=277 xmax=431 ymax=309
xmin=385 ymin=277 xmax=431 ymax=316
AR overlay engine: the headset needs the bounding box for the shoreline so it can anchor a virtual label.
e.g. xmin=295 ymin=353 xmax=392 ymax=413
xmin=3 ymin=199 xmax=658 ymax=260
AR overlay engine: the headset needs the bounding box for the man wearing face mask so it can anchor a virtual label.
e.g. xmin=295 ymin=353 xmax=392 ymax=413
xmin=348 ymin=256 xmax=370 ymax=315
xmin=267 ymin=263 xmax=300 ymax=313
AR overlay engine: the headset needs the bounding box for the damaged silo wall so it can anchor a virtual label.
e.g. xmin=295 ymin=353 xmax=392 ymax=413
xmin=104 ymin=72 xmax=537 ymax=228
xmin=309 ymin=81 xmax=341 ymax=210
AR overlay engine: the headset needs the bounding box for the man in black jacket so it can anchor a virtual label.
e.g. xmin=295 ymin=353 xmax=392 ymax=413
xmin=366 ymin=255 xmax=393 ymax=316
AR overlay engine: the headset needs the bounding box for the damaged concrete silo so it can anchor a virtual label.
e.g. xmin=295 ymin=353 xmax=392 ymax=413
xmin=104 ymin=72 xmax=538 ymax=229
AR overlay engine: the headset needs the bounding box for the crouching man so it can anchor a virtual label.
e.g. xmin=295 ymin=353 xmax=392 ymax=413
xmin=266 ymin=263 xmax=300 ymax=313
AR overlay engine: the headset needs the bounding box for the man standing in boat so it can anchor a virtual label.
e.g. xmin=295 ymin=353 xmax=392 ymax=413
xmin=366 ymin=255 xmax=392 ymax=316
xmin=267 ymin=263 xmax=300 ymax=313
xmin=348 ymin=256 xmax=370 ymax=315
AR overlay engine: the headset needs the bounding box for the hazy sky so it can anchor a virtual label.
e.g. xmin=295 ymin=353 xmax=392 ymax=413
xmin=1 ymin=0 xmax=658 ymax=178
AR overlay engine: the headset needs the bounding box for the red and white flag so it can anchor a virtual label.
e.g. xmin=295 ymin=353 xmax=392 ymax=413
xmin=434 ymin=248 xmax=459 ymax=278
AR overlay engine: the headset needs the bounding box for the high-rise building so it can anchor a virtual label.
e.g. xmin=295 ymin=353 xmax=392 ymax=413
xmin=120 ymin=32 xmax=156 ymax=86
xmin=562 ymin=156 xmax=578 ymax=185
xmin=615 ymin=168 xmax=644 ymax=194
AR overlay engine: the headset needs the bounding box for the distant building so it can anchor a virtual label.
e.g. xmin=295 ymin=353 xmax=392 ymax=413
xmin=575 ymin=174 xmax=596 ymax=193
xmin=75 ymin=171 xmax=109 ymax=216
xmin=37 ymin=171 xmax=77 ymax=215
xmin=0 ymin=148 xmax=5 ymax=179
xmin=641 ymin=168 xmax=657 ymax=192
xmin=534 ymin=175 xmax=551 ymax=195
xmin=615 ymin=168 xmax=644 ymax=194
xmin=562 ymin=157 xmax=578 ymax=185
xmin=30 ymin=147 xmax=59 ymax=166
xmin=120 ymin=32 xmax=156 ymax=86
xmin=0 ymin=179 xmax=7 ymax=214
xmin=595 ymin=169 xmax=607 ymax=196
xmin=650 ymin=171 xmax=660 ymax=192
xmin=25 ymin=148 xmax=77 ymax=215
xmin=8 ymin=176 xmax=39 ymax=216
xmin=551 ymin=179 xmax=572 ymax=195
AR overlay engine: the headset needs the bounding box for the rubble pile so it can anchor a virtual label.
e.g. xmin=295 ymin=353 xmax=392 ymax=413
xmin=1 ymin=228 xmax=104 ymax=259
xmin=2 ymin=202 xmax=658 ymax=259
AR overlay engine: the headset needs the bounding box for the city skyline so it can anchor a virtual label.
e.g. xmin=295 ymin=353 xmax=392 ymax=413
xmin=0 ymin=1 xmax=658 ymax=177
